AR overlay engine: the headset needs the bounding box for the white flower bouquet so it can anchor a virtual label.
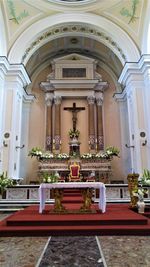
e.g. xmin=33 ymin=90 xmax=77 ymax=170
xmin=56 ymin=153 xmax=70 ymax=159
xmin=81 ymin=153 xmax=93 ymax=159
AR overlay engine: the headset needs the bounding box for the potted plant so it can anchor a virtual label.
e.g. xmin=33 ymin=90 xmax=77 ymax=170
xmin=0 ymin=172 xmax=14 ymax=198
xmin=140 ymin=169 xmax=150 ymax=186
xmin=42 ymin=172 xmax=59 ymax=183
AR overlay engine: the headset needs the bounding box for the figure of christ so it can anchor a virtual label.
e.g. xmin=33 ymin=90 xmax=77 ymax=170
xmin=64 ymin=102 xmax=85 ymax=131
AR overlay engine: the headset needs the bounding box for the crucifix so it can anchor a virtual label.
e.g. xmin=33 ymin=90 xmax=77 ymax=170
xmin=64 ymin=102 xmax=85 ymax=131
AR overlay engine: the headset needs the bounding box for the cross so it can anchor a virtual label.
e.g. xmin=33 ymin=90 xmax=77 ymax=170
xmin=64 ymin=102 xmax=85 ymax=131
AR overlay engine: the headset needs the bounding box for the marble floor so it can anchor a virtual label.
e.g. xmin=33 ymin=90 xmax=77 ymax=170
xmin=0 ymin=212 xmax=150 ymax=267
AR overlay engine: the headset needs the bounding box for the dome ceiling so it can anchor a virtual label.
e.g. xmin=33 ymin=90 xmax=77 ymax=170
xmin=26 ymin=35 xmax=122 ymax=79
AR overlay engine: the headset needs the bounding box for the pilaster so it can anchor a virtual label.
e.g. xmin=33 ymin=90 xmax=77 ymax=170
xmin=54 ymin=96 xmax=62 ymax=153
xmin=96 ymin=96 xmax=104 ymax=151
xmin=87 ymin=95 xmax=95 ymax=152
xmin=1 ymin=59 xmax=31 ymax=178
xmin=45 ymin=93 xmax=53 ymax=151
xmin=118 ymin=56 xmax=150 ymax=174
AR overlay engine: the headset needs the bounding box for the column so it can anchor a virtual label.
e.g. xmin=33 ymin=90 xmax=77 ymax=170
xmin=114 ymin=91 xmax=131 ymax=177
xmin=0 ymin=57 xmax=7 ymax=173
xmin=20 ymin=91 xmax=34 ymax=181
xmin=45 ymin=93 xmax=53 ymax=151
xmin=119 ymin=59 xmax=148 ymax=174
xmin=87 ymin=96 xmax=95 ymax=152
xmin=96 ymin=96 xmax=104 ymax=151
xmin=1 ymin=61 xmax=30 ymax=178
xmin=54 ymin=96 xmax=62 ymax=153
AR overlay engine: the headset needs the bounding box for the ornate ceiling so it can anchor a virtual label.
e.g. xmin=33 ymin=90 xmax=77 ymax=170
xmin=1 ymin=0 xmax=148 ymax=79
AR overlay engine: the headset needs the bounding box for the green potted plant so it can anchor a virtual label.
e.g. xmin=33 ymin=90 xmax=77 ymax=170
xmin=0 ymin=172 xmax=14 ymax=198
xmin=140 ymin=169 xmax=150 ymax=186
xmin=42 ymin=172 xmax=59 ymax=183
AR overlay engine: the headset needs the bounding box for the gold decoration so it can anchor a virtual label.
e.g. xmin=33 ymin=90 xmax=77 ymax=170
xmin=53 ymin=189 xmax=65 ymax=212
xmin=127 ymin=173 xmax=139 ymax=208
xmin=80 ymin=188 xmax=93 ymax=211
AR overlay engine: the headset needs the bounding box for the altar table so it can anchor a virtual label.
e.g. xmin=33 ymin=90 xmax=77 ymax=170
xmin=39 ymin=182 xmax=106 ymax=213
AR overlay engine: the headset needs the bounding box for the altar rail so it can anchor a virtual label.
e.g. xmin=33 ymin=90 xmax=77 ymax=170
xmin=1 ymin=184 xmax=150 ymax=204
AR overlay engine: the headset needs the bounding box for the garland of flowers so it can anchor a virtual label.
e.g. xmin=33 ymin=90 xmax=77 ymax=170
xmin=29 ymin=146 xmax=119 ymax=160
xmin=28 ymin=148 xmax=70 ymax=160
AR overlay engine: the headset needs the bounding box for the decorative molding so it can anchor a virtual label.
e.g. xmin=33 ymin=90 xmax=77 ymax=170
xmin=45 ymin=93 xmax=53 ymax=106
xmin=0 ymin=57 xmax=31 ymax=86
xmin=21 ymin=23 xmax=126 ymax=63
xmin=96 ymin=97 xmax=103 ymax=106
xmin=87 ymin=95 xmax=95 ymax=105
xmin=54 ymin=96 xmax=62 ymax=105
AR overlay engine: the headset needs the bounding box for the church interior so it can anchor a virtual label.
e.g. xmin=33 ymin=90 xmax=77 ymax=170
xmin=0 ymin=0 xmax=150 ymax=266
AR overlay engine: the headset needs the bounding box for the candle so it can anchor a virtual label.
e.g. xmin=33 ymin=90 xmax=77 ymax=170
xmin=53 ymin=139 xmax=55 ymax=144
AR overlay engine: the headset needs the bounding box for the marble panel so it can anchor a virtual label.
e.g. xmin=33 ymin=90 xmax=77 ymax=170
xmin=6 ymin=188 xmax=28 ymax=200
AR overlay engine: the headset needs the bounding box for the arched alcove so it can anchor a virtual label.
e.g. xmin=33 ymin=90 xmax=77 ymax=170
xmin=8 ymin=13 xmax=140 ymax=65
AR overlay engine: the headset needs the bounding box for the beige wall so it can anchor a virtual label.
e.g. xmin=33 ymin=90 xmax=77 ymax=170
xmin=26 ymin=67 xmax=125 ymax=182
xmin=61 ymin=99 xmax=89 ymax=154
xmin=100 ymin=68 xmax=124 ymax=181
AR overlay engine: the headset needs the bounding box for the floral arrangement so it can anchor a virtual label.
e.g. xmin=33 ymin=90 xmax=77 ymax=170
xmin=139 ymin=169 xmax=150 ymax=186
xmin=28 ymin=147 xmax=54 ymax=160
xmin=55 ymin=153 xmax=70 ymax=159
xmin=42 ymin=172 xmax=59 ymax=183
xmin=81 ymin=153 xmax=93 ymax=159
xmin=40 ymin=152 xmax=54 ymax=160
xmin=95 ymin=146 xmax=120 ymax=159
xmin=69 ymin=129 xmax=80 ymax=139
xmin=105 ymin=146 xmax=120 ymax=157
xmin=95 ymin=152 xmax=110 ymax=159
xmin=0 ymin=172 xmax=14 ymax=194
xmin=28 ymin=147 xmax=42 ymax=158
xmin=132 ymin=187 xmax=148 ymax=201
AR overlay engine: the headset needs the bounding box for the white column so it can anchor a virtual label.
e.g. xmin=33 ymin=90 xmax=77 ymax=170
xmin=19 ymin=92 xmax=35 ymax=181
xmin=114 ymin=91 xmax=132 ymax=177
xmin=2 ymin=62 xmax=31 ymax=178
xmin=119 ymin=60 xmax=148 ymax=175
xmin=0 ymin=58 xmax=8 ymax=173
xmin=141 ymin=56 xmax=150 ymax=170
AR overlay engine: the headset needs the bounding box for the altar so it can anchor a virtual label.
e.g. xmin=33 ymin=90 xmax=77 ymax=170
xmin=39 ymin=182 xmax=106 ymax=213
xmin=38 ymin=158 xmax=112 ymax=183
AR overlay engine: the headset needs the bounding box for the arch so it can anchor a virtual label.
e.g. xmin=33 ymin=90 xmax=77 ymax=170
xmin=141 ymin=0 xmax=150 ymax=54
xmin=8 ymin=13 xmax=140 ymax=65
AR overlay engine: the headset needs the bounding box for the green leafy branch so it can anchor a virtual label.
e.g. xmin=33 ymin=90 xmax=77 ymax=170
xmin=120 ymin=0 xmax=139 ymax=24
xmin=7 ymin=0 xmax=29 ymax=25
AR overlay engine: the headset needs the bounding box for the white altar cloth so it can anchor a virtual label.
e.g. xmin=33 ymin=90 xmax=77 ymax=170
xmin=39 ymin=182 xmax=106 ymax=213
